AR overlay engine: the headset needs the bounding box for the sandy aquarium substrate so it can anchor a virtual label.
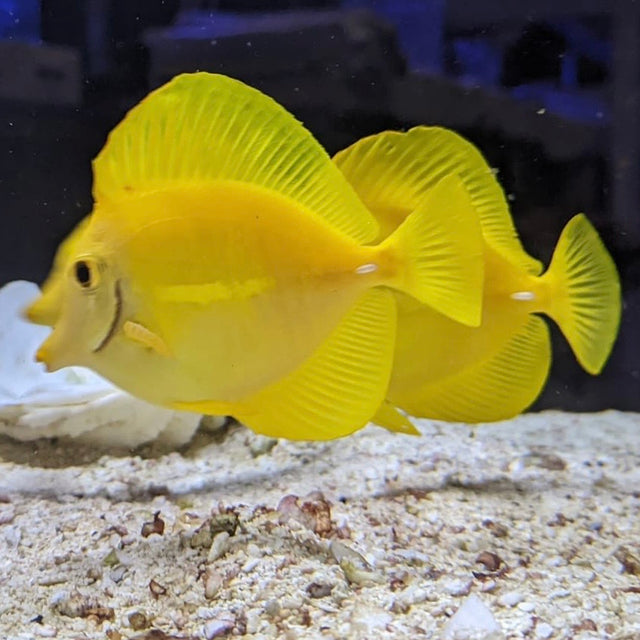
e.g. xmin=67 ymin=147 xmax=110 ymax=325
xmin=0 ymin=411 xmax=639 ymax=639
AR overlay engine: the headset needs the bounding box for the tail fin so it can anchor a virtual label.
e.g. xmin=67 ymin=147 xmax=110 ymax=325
xmin=381 ymin=174 xmax=484 ymax=327
xmin=542 ymin=214 xmax=621 ymax=374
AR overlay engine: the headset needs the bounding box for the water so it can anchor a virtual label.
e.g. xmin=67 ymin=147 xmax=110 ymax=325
xmin=2 ymin=2 xmax=637 ymax=414
xmin=0 ymin=4 xmax=638 ymax=638
xmin=0 ymin=0 xmax=40 ymax=41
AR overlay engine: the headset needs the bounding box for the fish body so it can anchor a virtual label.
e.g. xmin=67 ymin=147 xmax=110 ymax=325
xmin=387 ymin=245 xmax=548 ymax=421
xmin=28 ymin=112 xmax=621 ymax=433
xmin=335 ymin=127 xmax=621 ymax=424
xmin=391 ymin=244 xmax=543 ymax=387
xmin=30 ymin=74 xmax=485 ymax=439
xmin=50 ymin=182 xmax=388 ymax=405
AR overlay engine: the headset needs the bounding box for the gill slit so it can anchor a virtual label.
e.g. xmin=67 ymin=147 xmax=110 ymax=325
xmin=94 ymin=280 xmax=122 ymax=353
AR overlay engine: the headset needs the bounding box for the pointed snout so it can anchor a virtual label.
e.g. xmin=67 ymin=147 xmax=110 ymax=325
xmin=22 ymin=295 xmax=58 ymax=327
xmin=22 ymin=302 xmax=40 ymax=325
xmin=35 ymin=343 xmax=52 ymax=371
xmin=34 ymin=334 xmax=68 ymax=373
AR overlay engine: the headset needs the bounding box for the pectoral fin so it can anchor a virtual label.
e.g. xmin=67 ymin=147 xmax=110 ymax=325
xmin=123 ymin=320 xmax=172 ymax=357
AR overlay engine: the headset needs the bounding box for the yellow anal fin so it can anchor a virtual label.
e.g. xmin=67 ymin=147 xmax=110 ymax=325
xmin=232 ymin=288 xmax=397 ymax=440
xmin=393 ymin=315 xmax=551 ymax=423
xmin=123 ymin=320 xmax=172 ymax=357
xmin=371 ymin=401 xmax=420 ymax=436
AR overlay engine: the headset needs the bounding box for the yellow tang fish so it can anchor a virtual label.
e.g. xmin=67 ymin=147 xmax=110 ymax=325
xmin=29 ymin=73 xmax=486 ymax=440
xmin=334 ymin=127 xmax=621 ymax=426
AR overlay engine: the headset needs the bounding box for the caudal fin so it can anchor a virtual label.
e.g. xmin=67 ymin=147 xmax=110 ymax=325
xmin=543 ymin=214 xmax=621 ymax=374
xmin=381 ymin=174 xmax=484 ymax=327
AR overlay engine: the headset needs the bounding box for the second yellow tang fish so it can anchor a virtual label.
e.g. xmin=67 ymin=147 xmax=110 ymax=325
xmin=30 ymin=73 xmax=485 ymax=440
xmin=335 ymin=127 xmax=621 ymax=425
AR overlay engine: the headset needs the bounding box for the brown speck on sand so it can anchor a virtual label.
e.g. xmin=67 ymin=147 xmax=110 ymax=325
xmin=614 ymin=546 xmax=640 ymax=575
xmin=476 ymin=551 xmax=503 ymax=572
xmin=148 ymin=579 xmax=168 ymax=599
xmin=141 ymin=511 xmax=165 ymax=538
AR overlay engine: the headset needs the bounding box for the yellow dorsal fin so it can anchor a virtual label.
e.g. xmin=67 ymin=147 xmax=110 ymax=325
xmin=392 ymin=315 xmax=551 ymax=423
xmin=334 ymin=126 xmax=542 ymax=274
xmin=233 ymin=288 xmax=397 ymax=440
xmin=93 ymin=72 xmax=378 ymax=244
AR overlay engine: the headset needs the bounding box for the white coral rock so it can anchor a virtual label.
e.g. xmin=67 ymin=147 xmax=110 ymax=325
xmin=441 ymin=594 xmax=503 ymax=640
xmin=0 ymin=281 xmax=200 ymax=447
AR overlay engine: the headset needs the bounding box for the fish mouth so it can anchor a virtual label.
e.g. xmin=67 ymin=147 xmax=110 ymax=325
xmin=94 ymin=280 xmax=122 ymax=353
xmin=35 ymin=343 xmax=52 ymax=371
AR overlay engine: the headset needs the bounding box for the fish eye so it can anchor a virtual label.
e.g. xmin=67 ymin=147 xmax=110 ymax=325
xmin=73 ymin=259 xmax=99 ymax=289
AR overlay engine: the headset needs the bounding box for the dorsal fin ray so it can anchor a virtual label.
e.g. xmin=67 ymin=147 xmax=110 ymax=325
xmin=93 ymin=72 xmax=378 ymax=243
xmin=334 ymin=126 xmax=542 ymax=274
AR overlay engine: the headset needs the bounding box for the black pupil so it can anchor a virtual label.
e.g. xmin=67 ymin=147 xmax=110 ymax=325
xmin=75 ymin=261 xmax=91 ymax=287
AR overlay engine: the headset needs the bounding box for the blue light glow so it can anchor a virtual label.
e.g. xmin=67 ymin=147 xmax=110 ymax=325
xmin=0 ymin=0 xmax=40 ymax=42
